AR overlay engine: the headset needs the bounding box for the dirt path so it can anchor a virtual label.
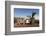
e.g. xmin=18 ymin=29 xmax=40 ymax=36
xmin=14 ymin=23 xmax=39 ymax=27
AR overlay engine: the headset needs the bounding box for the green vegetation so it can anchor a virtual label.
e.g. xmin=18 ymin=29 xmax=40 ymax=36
xmin=31 ymin=12 xmax=36 ymax=24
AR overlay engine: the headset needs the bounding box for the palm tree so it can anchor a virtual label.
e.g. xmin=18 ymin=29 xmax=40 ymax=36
xmin=29 ymin=9 xmax=36 ymax=24
xmin=31 ymin=12 xmax=36 ymax=24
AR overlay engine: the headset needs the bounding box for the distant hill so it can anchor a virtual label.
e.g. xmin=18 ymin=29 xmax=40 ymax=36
xmin=14 ymin=15 xmax=39 ymax=20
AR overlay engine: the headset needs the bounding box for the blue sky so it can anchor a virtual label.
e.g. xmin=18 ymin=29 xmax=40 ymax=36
xmin=14 ymin=8 xmax=39 ymax=16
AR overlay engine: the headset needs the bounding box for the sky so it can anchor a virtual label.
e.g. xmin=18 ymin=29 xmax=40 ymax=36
xmin=14 ymin=8 xmax=39 ymax=17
